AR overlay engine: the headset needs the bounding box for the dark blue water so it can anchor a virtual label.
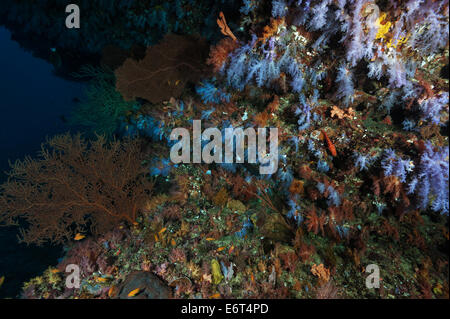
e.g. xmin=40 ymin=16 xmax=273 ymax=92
xmin=0 ymin=27 xmax=85 ymax=298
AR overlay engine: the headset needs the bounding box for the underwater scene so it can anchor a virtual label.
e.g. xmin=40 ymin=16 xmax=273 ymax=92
xmin=0 ymin=0 xmax=448 ymax=302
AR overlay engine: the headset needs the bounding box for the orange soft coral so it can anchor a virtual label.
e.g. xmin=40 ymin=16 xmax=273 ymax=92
xmin=311 ymin=263 xmax=331 ymax=285
xmin=207 ymin=38 xmax=239 ymax=73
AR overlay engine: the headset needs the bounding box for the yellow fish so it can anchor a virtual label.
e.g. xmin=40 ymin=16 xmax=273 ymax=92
xmin=95 ymin=277 xmax=108 ymax=283
xmin=74 ymin=233 xmax=85 ymax=241
xmin=211 ymin=259 xmax=223 ymax=285
xmin=205 ymin=237 xmax=215 ymax=241
xmin=127 ymin=288 xmax=141 ymax=297
xmin=0 ymin=276 xmax=4 ymax=288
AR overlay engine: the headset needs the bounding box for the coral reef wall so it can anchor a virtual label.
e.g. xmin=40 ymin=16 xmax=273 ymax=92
xmin=0 ymin=0 xmax=448 ymax=299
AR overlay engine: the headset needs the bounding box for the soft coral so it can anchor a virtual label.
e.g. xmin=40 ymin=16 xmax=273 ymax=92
xmin=409 ymin=142 xmax=449 ymax=214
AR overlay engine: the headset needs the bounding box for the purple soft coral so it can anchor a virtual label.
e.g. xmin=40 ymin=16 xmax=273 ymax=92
xmin=412 ymin=142 xmax=449 ymax=214
xmin=419 ymin=92 xmax=449 ymax=125
xmin=381 ymin=149 xmax=414 ymax=182
xmin=272 ymin=0 xmax=288 ymax=18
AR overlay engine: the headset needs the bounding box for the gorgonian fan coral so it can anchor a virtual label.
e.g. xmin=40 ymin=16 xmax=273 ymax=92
xmin=0 ymin=134 xmax=153 ymax=245
xmin=115 ymin=34 xmax=209 ymax=103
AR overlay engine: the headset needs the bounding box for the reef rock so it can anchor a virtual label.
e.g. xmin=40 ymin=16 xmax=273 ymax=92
xmin=116 ymin=271 xmax=171 ymax=299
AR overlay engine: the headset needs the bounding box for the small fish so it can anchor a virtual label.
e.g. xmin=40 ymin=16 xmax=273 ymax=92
xmin=175 ymin=80 xmax=180 ymax=86
xmin=127 ymin=288 xmax=141 ymax=297
xmin=95 ymin=277 xmax=108 ymax=283
xmin=216 ymin=246 xmax=225 ymax=252
xmin=171 ymin=239 xmax=176 ymax=246
xmin=0 ymin=276 xmax=4 ymax=288
xmin=211 ymin=259 xmax=224 ymax=285
xmin=205 ymin=237 xmax=215 ymax=241
xmin=228 ymin=245 xmax=235 ymax=254
xmin=209 ymin=293 xmax=221 ymax=299
xmin=50 ymin=269 xmax=60 ymax=274
xmin=154 ymin=234 xmax=159 ymax=242
xmin=74 ymin=233 xmax=85 ymax=241
xmin=159 ymin=227 xmax=167 ymax=234
xmin=108 ymin=285 xmax=118 ymax=298
xmin=321 ymin=130 xmax=337 ymax=157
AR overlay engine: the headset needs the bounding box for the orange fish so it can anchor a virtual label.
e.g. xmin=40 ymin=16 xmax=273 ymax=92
xmin=209 ymin=293 xmax=221 ymax=299
xmin=127 ymin=288 xmax=141 ymax=297
xmin=216 ymin=246 xmax=225 ymax=252
xmin=74 ymin=233 xmax=85 ymax=241
xmin=108 ymin=286 xmax=118 ymax=298
xmin=321 ymin=130 xmax=337 ymax=157
xmin=228 ymin=246 xmax=235 ymax=254
xmin=159 ymin=227 xmax=167 ymax=234
xmin=205 ymin=237 xmax=215 ymax=241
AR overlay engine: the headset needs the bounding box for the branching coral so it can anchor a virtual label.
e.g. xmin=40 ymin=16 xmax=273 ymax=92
xmin=0 ymin=134 xmax=153 ymax=245
xmin=70 ymin=65 xmax=137 ymax=137
xmin=115 ymin=34 xmax=209 ymax=103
